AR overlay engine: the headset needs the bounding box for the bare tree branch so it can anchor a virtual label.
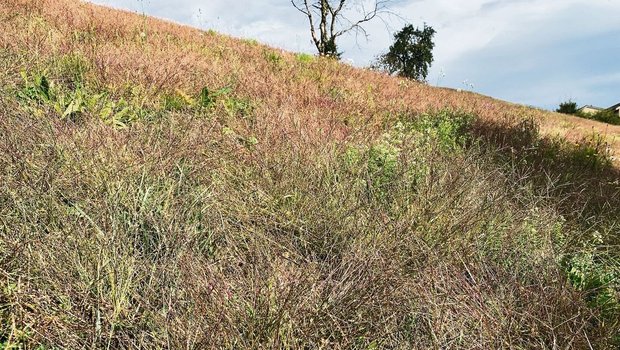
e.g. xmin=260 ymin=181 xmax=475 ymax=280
xmin=291 ymin=0 xmax=320 ymax=48
xmin=291 ymin=0 xmax=391 ymax=58
xmin=335 ymin=0 xmax=389 ymax=37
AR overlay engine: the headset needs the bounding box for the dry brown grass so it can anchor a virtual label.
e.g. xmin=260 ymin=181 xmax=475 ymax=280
xmin=1 ymin=0 xmax=619 ymax=160
xmin=1 ymin=0 xmax=619 ymax=349
xmin=1 ymin=104 xmax=608 ymax=348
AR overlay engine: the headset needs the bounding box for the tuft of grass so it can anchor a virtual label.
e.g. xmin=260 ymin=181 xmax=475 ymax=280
xmin=295 ymin=52 xmax=314 ymax=64
xmin=264 ymin=50 xmax=284 ymax=70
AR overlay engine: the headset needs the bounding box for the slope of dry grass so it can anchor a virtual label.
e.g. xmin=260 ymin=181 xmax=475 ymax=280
xmin=1 ymin=0 xmax=619 ymax=156
xmin=1 ymin=0 xmax=619 ymax=348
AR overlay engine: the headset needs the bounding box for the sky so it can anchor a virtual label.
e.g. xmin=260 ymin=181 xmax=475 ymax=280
xmin=88 ymin=0 xmax=620 ymax=111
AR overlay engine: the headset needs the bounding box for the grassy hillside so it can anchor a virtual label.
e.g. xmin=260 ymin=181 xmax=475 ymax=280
xmin=1 ymin=0 xmax=619 ymax=348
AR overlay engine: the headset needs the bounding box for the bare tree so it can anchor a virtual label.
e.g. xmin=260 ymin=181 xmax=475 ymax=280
xmin=291 ymin=0 xmax=389 ymax=58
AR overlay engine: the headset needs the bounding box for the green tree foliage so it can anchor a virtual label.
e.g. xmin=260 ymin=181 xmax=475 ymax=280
xmin=375 ymin=24 xmax=436 ymax=81
xmin=556 ymin=100 xmax=578 ymax=114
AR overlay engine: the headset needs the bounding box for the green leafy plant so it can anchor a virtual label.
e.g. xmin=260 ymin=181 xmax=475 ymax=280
xmin=561 ymin=233 xmax=619 ymax=317
xmin=54 ymin=87 xmax=89 ymax=120
xmin=569 ymin=133 xmax=612 ymax=170
xmin=198 ymin=86 xmax=232 ymax=108
xmin=410 ymin=110 xmax=473 ymax=151
xmin=99 ymin=98 xmax=141 ymax=128
xmin=367 ymin=139 xmax=400 ymax=197
xmin=17 ymin=71 xmax=52 ymax=102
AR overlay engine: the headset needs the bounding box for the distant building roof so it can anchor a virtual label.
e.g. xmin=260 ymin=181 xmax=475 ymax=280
xmin=578 ymin=105 xmax=604 ymax=111
xmin=608 ymin=102 xmax=620 ymax=111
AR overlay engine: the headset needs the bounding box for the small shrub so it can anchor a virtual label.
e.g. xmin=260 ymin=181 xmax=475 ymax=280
xmin=570 ymin=133 xmax=612 ymax=170
xmin=409 ymin=110 xmax=474 ymax=151
xmin=342 ymin=146 xmax=362 ymax=169
xmin=556 ymin=100 xmax=578 ymax=114
xmin=367 ymin=138 xmax=400 ymax=196
xmin=361 ymin=110 xmax=474 ymax=201
xmin=561 ymin=232 xmax=620 ymax=318
xmin=585 ymin=109 xmax=620 ymax=125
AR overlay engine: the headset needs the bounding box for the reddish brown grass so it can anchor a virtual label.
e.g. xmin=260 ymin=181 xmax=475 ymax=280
xmin=1 ymin=1 xmax=619 ymax=349
xmin=1 ymin=0 xmax=619 ymax=160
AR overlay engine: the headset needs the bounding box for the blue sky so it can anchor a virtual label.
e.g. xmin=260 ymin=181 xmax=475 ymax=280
xmin=89 ymin=0 xmax=620 ymax=110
